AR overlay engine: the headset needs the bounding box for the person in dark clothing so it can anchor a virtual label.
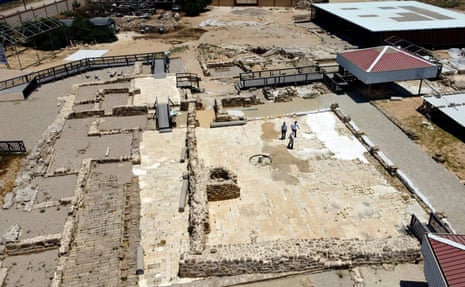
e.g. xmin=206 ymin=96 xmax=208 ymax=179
xmin=287 ymin=132 xmax=294 ymax=149
xmin=281 ymin=121 xmax=287 ymax=140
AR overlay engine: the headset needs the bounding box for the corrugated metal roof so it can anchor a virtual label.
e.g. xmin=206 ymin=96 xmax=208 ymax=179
xmin=423 ymin=93 xmax=465 ymax=108
xmin=313 ymin=1 xmax=465 ymax=32
xmin=428 ymin=234 xmax=465 ymax=287
xmin=340 ymin=46 xmax=435 ymax=72
xmin=423 ymin=93 xmax=465 ymax=128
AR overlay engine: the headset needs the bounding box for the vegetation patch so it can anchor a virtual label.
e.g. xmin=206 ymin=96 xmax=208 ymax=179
xmin=0 ymin=155 xmax=23 ymax=205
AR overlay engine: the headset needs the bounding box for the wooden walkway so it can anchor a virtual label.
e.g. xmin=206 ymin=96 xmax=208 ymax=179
xmin=155 ymin=103 xmax=172 ymax=133
xmin=236 ymin=65 xmax=324 ymax=90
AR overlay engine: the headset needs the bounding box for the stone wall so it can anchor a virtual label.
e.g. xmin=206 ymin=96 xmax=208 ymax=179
xmin=186 ymin=102 xmax=210 ymax=254
xmin=4 ymin=234 xmax=62 ymax=256
xmin=97 ymin=88 xmax=129 ymax=96
xmin=185 ymin=103 xmax=244 ymax=253
xmin=112 ymin=105 xmax=148 ymax=116
xmin=179 ymin=237 xmax=421 ymax=277
xmin=221 ymin=95 xmax=262 ymax=108
xmin=67 ymin=109 xmax=105 ymax=119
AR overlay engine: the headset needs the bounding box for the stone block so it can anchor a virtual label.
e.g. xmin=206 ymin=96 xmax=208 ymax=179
xmin=1 ymin=224 xmax=21 ymax=244
xmin=2 ymin=193 xmax=14 ymax=209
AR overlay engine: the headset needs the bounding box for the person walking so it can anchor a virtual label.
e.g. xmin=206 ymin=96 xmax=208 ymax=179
xmin=291 ymin=120 xmax=299 ymax=138
xmin=281 ymin=121 xmax=287 ymax=140
xmin=287 ymin=132 xmax=295 ymax=149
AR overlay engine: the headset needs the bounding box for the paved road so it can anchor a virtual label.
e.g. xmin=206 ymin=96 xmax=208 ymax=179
xmin=322 ymin=92 xmax=465 ymax=234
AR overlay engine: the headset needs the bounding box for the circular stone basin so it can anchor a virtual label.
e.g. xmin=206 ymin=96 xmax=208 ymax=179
xmin=249 ymin=154 xmax=272 ymax=166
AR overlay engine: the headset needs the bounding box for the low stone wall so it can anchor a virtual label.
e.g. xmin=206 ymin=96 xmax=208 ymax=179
xmin=67 ymin=109 xmax=105 ymax=119
xmin=179 ymin=237 xmax=420 ymax=277
xmin=186 ymin=102 xmax=210 ymax=254
xmin=221 ymin=95 xmax=262 ymax=108
xmin=5 ymin=233 xmax=62 ymax=256
xmin=112 ymin=105 xmax=148 ymax=116
xmin=97 ymin=88 xmax=129 ymax=96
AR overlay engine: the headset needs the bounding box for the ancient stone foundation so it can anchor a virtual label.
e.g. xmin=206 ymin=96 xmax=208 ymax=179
xmin=181 ymin=104 xmax=422 ymax=279
xmin=4 ymin=234 xmax=62 ymax=256
xmin=206 ymin=167 xmax=240 ymax=201
xmin=112 ymin=105 xmax=148 ymax=116
xmin=179 ymin=237 xmax=421 ymax=277
xmin=186 ymin=102 xmax=210 ymax=254
xmin=221 ymin=95 xmax=262 ymax=108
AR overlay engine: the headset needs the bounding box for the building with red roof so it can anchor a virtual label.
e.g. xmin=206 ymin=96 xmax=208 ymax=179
xmin=336 ymin=45 xmax=440 ymax=85
xmin=422 ymin=233 xmax=465 ymax=287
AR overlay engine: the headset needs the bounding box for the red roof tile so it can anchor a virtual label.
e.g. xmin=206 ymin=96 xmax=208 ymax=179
xmin=429 ymin=234 xmax=465 ymax=287
xmin=340 ymin=46 xmax=434 ymax=72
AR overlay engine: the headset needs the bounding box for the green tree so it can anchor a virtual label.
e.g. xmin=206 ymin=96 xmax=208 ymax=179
xmin=70 ymin=18 xmax=117 ymax=44
xmin=182 ymin=0 xmax=211 ymax=17
xmin=23 ymin=17 xmax=117 ymax=51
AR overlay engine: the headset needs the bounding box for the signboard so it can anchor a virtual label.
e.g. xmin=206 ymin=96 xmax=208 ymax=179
xmin=0 ymin=44 xmax=7 ymax=65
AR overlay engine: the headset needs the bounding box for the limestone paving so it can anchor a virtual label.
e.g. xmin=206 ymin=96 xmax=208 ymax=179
xmin=136 ymin=128 xmax=191 ymax=287
xmin=133 ymin=75 xmax=181 ymax=106
xmin=196 ymin=114 xmax=427 ymax=245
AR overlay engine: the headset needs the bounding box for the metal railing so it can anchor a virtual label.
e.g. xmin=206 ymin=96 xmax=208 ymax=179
xmin=176 ymin=73 xmax=200 ymax=90
xmin=0 ymin=140 xmax=26 ymax=153
xmin=239 ymin=65 xmax=319 ymax=81
xmin=237 ymin=65 xmax=324 ymax=90
xmin=0 ymin=51 xmax=166 ymax=91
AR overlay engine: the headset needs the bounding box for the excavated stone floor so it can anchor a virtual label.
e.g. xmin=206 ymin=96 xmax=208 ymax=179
xmin=136 ymin=99 xmax=428 ymax=285
xmin=198 ymin=114 xmax=426 ymax=245
xmin=0 ymin=67 xmax=429 ymax=287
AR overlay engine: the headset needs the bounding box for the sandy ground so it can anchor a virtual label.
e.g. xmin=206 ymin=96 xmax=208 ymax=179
xmin=374 ymin=95 xmax=465 ymax=181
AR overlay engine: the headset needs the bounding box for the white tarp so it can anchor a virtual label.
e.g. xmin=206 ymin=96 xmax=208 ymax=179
xmin=64 ymin=50 xmax=108 ymax=61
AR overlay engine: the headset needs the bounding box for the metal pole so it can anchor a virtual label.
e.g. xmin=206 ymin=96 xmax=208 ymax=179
xmin=418 ymin=79 xmax=423 ymax=96
xmin=14 ymin=44 xmax=22 ymax=70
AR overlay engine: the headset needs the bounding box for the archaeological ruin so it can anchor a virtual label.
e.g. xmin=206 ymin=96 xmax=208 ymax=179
xmin=2 ymin=4 xmax=465 ymax=287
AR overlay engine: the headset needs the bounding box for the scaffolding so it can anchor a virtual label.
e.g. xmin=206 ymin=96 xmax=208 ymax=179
xmin=0 ymin=16 xmax=64 ymax=69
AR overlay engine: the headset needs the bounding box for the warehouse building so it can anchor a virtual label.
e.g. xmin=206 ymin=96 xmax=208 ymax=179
xmin=312 ymin=1 xmax=465 ymax=48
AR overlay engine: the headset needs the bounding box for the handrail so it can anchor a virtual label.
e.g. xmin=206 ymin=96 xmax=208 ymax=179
xmin=0 ymin=51 xmax=166 ymax=91
xmin=239 ymin=65 xmax=320 ymax=81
